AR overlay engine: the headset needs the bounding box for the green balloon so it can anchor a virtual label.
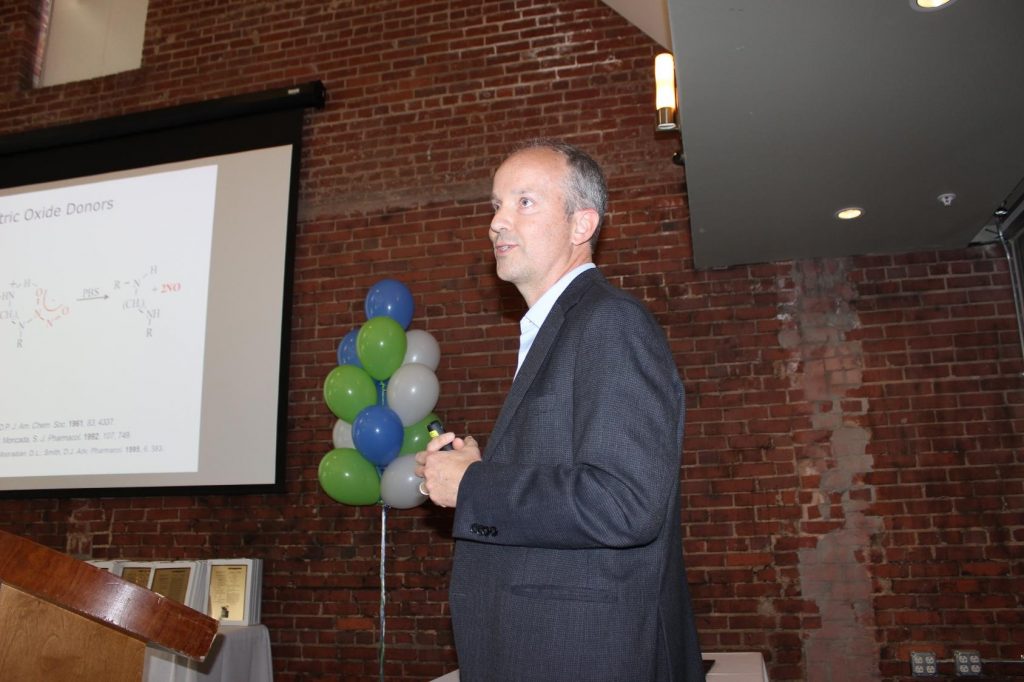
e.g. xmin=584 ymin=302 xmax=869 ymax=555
xmin=356 ymin=316 xmax=408 ymax=381
xmin=318 ymin=447 xmax=381 ymax=505
xmin=399 ymin=412 xmax=440 ymax=455
xmin=324 ymin=364 xmax=377 ymax=423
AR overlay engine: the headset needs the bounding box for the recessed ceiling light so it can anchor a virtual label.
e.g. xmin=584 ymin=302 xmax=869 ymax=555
xmin=835 ymin=207 xmax=864 ymax=220
xmin=911 ymin=0 xmax=957 ymax=12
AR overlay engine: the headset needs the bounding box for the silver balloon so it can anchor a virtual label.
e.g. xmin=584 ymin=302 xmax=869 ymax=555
xmin=402 ymin=329 xmax=441 ymax=371
xmin=332 ymin=419 xmax=354 ymax=449
xmin=387 ymin=362 xmax=440 ymax=426
xmin=380 ymin=454 xmax=428 ymax=509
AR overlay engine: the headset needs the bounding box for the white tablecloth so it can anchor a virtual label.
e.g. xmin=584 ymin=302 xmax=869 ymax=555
xmin=144 ymin=624 xmax=273 ymax=682
xmin=431 ymin=652 xmax=768 ymax=682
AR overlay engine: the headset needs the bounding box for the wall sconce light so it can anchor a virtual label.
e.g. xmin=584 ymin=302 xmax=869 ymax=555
xmin=655 ymin=52 xmax=678 ymax=131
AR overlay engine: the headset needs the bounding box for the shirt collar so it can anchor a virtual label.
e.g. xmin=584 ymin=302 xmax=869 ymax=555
xmin=522 ymin=263 xmax=596 ymax=332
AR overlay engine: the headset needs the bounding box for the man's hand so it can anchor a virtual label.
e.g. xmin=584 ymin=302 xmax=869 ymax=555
xmin=414 ymin=432 xmax=481 ymax=508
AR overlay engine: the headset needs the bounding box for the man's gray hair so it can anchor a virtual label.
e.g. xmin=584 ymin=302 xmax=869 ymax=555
xmin=512 ymin=139 xmax=607 ymax=249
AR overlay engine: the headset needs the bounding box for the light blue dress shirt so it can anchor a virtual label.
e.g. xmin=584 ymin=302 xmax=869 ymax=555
xmin=515 ymin=263 xmax=596 ymax=378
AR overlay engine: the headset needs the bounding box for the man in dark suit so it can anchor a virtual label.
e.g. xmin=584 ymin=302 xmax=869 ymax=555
xmin=415 ymin=140 xmax=704 ymax=681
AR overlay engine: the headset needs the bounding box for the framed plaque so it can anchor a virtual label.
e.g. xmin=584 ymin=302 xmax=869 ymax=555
xmin=150 ymin=562 xmax=199 ymax=606
xmin=206 ymin=559 xmax=260 ymax=624
xmin=119 ymin=563 xmax=154 ymax=588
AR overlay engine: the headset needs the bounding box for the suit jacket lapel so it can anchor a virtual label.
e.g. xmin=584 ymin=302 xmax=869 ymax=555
xmin=486 ymin=269 xmax=602 ymax=453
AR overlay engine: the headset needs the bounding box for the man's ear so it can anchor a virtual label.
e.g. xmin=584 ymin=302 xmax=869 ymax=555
xmin=570 ymin=208 xmax=600 ymax=247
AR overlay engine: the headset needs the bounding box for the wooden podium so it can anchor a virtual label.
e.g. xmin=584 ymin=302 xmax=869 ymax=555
xmin=0 ymin=530 xmax=218 ymax=682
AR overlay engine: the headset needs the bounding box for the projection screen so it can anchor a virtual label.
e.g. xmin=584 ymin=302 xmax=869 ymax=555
xmin=0 ymin=83 xmax=323 ymax=494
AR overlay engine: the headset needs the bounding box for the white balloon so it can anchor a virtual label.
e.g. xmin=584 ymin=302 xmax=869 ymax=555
xmin=387 ymin=362 xmax=440 ymax=426
xmin=332 ymin=419 xmax=354 ymax=449
xmin=403 ymin=329 xmax=441 ymax=371
xmin=380 ymin=454 xmax=428 ymax=509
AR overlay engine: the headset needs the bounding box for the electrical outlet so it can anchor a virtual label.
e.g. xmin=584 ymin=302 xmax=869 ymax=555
xmin=911 ymin=651 xmax=938 ymax=677
xmin=954 ymin=650 xmax=982 ymax=676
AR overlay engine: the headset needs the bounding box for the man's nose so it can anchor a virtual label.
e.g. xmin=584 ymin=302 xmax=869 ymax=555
xmin=490 ymin=209 xmax=508 ymax=235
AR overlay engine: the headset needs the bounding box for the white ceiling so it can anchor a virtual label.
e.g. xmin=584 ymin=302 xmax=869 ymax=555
xmin=604 ymin=0 xmax=1024 ymax=268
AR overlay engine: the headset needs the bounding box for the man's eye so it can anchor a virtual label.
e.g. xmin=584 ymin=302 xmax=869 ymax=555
xmin=519 ymin=197 xmax=533 ymax=208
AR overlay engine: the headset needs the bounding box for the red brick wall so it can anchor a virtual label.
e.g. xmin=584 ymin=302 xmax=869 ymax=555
xmin=1 ymin=2 xmax=1021 ymax=680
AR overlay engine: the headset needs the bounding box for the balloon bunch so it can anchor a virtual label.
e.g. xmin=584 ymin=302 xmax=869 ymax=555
xmin=319 ymin=279 xmax=442 ymax=509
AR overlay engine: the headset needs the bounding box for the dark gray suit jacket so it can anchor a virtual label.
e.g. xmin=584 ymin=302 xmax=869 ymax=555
xmin=450 ymin=269 xmax=704 ymax=681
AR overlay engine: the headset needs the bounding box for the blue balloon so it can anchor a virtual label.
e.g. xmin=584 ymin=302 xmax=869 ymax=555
xmin=365 ymin=279 xmax=414 ymax=330
xmin=337 ymin=329 xmax=362 ymax=367
xmin=351 ymin=405 xmax=403 ymax=468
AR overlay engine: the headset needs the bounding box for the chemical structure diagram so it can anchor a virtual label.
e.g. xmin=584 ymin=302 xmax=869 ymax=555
xmin=1 ymin=265 xmax=181 ymax=348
